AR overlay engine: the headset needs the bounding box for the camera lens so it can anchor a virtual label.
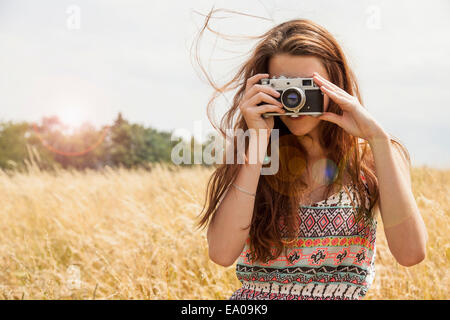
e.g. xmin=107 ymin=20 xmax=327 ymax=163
xmin=282 ymin=88 xmax=302 ymax=108
xmin=286 ymin=92 xmax=299 ymax=106
xmin=281 ymin=87 xmax=306 ymax=112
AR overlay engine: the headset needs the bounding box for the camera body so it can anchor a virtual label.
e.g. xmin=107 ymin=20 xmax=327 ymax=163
xmin=257 ymin=76 xmax=324 ymax=118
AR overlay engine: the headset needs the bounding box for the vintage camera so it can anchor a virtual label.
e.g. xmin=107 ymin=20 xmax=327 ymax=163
xmin=257 ymin=76 xmax=324 ymax=118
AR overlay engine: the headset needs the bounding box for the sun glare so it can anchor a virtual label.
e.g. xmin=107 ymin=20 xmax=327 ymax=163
xmin=56 ymin=106 xmax=89 ymax=131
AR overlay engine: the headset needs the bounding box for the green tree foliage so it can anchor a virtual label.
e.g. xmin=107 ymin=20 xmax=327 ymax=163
xmin=0 ymin=112 xmax=202 ymax=171
xmin=0 ymin=120 xmax=31 ymax=169
xmin=0 ymin=120 xmax=57 ymax=171
xmin=105 ymin=112 xmax=178 ymax=169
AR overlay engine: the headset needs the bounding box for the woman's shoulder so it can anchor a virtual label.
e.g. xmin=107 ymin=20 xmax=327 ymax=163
xmin=388 ymin=135 xmax=412 ymax=169
xmin=357 ymin=135 xmax=411 ymax=167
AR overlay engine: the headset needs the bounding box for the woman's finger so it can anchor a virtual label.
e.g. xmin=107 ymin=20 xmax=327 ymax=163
xmin=246 ymin=91 xmax=283 ymax=109
xmin=313 ymin=72 xmax=344 ymax=92
xmin=320 ymin=85 xmax=354 ymax=111
xmin=313 ymin=73 xmax=350 ymax=98
xmin=245 ymin=73 xmax=270 ymax=93
xmin=313 ymin=75 xmax=349 ymax=101
xmin=244 ymin=84 xmax=280 ymax=102
xmin=255 ymin=104 xmax=286 ymax=115
xmin=317 ymin=112 xmax=343 ymax=127
xmin=321 ymin=81 xmax=350 ymax=100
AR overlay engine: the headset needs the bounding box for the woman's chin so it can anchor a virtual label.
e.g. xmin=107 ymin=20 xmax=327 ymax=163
xmin=290 ymin=129 xmax=313 ymax=136
xmin=282 ymin=119 xmax=319 ymax=136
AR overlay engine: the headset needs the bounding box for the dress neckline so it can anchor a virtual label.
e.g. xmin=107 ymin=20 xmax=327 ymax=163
xmin=299 ymin=184 xmax=349 ymax=207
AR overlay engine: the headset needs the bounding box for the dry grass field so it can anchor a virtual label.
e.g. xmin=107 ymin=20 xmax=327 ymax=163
xmin=0 ymin=158 xmax=448 ymax=300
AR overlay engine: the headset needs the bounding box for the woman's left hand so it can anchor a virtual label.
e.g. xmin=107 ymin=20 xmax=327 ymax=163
xmin=312 ymin=72 xmax=387 ymax=143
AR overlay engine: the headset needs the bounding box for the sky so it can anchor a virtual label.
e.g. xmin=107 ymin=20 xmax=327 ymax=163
xmin=0 ymin=0 xmax=449 ymax=168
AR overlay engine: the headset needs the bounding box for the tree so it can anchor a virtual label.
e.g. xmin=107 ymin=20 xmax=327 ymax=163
xmin=0 ymin=112 xmax=197 ymax=171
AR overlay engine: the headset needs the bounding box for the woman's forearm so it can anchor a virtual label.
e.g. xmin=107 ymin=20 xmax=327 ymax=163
xmin=207 ymin=132 xmax=269 ymax=267
xmin=368 ymin=133 xmax=428 ymax=266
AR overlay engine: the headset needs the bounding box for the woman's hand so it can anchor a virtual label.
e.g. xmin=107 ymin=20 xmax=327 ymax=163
xmin=239 ymin=73 xmax=285 ymax=137
xmin=313 ymin=72 xmax=387 ymax=143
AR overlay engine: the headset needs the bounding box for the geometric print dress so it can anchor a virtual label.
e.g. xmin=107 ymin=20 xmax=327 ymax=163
xmin=229 ymin=174 xmax=377 ymax=300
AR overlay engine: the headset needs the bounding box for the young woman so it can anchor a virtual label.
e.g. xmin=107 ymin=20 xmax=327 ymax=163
xmin=196 ymin=15 xmax=428 ymax=300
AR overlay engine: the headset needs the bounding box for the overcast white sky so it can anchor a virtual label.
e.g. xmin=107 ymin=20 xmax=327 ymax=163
xmin=0 ymin=0 xmax=449 ymax=168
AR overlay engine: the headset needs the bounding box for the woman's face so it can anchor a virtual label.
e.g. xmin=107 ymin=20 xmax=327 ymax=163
xmin=268 ymin=54 xmax=330 ymax=136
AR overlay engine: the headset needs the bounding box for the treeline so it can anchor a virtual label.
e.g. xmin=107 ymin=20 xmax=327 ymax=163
xmin=0 ymin=112 xmax=209 ymax=171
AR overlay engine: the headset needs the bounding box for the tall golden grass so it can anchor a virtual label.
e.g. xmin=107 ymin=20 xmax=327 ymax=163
xmin=0 ymin=149 xmax=448 ymax=299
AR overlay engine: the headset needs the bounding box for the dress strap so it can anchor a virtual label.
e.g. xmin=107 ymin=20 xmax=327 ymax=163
xmin=360 ymin=171 xmax=370 ymax=196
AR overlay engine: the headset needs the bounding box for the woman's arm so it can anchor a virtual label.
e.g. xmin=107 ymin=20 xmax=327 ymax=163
xmin=207 ymin=131 xmax=269 ymax=267
xmin=311 ymin=72 xmax=428 ymax=267
xmin=369 ymin=133 xmax=428 ymax=267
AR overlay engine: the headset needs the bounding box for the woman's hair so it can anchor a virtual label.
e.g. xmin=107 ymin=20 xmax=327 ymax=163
xmin=194 ymin=8 xmax=410 ymax=264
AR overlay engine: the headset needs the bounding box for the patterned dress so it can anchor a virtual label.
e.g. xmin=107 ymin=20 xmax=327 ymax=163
xmin=229 ymin=174 xmax=377 ymax=300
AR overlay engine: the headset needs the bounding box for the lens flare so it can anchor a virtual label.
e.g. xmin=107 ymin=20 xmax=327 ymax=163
xmin=32 ymin=123 xmax=110 ymax=157
xmin=310 ymin=158 xmax=339 ymax=185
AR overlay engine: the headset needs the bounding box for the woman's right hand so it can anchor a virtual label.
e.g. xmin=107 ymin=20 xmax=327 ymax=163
xmin=239 ymin=73 xmax=285 ymax=136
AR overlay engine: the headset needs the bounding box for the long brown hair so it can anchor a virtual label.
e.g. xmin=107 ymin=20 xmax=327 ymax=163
xmin=194 ymin=8 xmax=410 ymax=264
